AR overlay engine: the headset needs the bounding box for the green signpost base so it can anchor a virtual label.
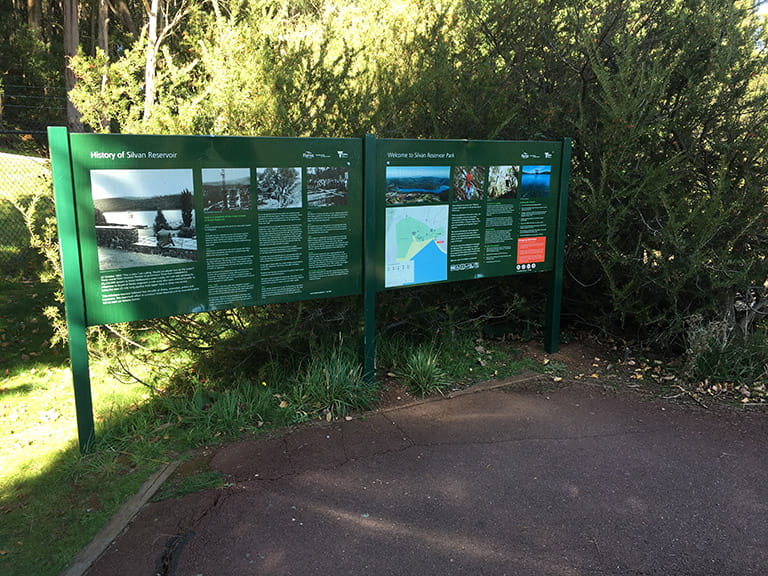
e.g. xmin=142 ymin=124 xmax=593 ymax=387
xmin=363 ymin=134 xmax=377 ymax=382
xmin=49 ymin=126 xmax=96 ymax=452
xmin=544 ymin=138 xmax=572 ymax=353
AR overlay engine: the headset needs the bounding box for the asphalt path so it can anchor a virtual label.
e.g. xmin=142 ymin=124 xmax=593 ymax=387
xmin=84 ymin=377 xmax=768 ymax=576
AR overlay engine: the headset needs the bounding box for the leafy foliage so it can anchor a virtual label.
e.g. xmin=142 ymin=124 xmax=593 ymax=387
xmin=18 ymin=0 xmax=768 ymax=379
xmin=68 ymin=0 xmax=768 ymax=348
xmin=554 ymin=1 xmax=768 ymax=344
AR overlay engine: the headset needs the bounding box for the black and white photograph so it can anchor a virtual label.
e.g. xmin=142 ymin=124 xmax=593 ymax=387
xmin=306 ymin=166 xmax=349 ymax=208
xmin=90 ymin=168 xmax=197 ymax=270
xmin=256 ymin=167 xmax=303 ymax=209
xmin=202 ymin=168 xmax=252 ymax=211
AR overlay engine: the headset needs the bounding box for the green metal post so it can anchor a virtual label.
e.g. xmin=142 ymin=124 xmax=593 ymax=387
xmin=48 ymin=127 xmax=96 ymax=452
xmin=544 ymin=138 xmax=572 ymax=353
xmin=362 ymin=134 xmax=377 ymax=382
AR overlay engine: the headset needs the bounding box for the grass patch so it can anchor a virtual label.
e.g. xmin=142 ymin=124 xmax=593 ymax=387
xmin=160 ymin=376 xmax=286 ymax=444
xmin=0 ymin=153 xmax=49 ymax=192
xmin=0 ymin=444 xmax=155 ymax=576
xmin=380 ymin=332 xmax=536 ymax=395
xmin=0 ymin=152 xmax=50 ymax=277
xmin=1 ymin=368 xmax=162 ymax=574
xmin=276 ymin=344 xmax=381 ymax=422
xmin=0 ymin=278 xmax=62 ymax=376
xmin=687 ymin=327 xmax=768 ymax=387
xmin=440 ymin=336 xmax=537 ymax=384
xmin=682 ymin=318 xmax=768 ymax=404
xmin=394 ymin=343 xmax=449 ymax=397
xmin=0 ymin=274 xmax=169 ymax=576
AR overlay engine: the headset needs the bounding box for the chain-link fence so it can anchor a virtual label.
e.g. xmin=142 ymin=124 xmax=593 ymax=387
xmin=0 ymin=132 xmax=51 ymax=277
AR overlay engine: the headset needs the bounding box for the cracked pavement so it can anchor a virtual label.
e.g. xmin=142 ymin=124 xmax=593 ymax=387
xmin=85 ymin=378 xmax=768 ymax=576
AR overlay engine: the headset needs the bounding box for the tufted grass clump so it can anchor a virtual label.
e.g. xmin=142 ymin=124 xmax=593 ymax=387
xmin=396 ymin=344 xmax=449 ymax=397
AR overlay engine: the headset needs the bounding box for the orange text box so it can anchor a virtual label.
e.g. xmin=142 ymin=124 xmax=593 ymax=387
xmin=517 ymin=236 xmax=547 ymax=264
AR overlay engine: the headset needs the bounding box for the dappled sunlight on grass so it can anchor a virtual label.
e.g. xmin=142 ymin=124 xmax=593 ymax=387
xmin=0 ymin=334 xmax=163 ymax=576
xmin=0 ymin=366 xmax=78 ymax=482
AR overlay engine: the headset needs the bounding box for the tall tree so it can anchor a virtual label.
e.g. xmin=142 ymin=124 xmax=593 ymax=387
xmin=142 ymin=0 xmax=190 ymax=121
xmin=97 ymin=0 xmax=109 ymax=52
xmin=26 ymin=0 xmax=42 ymax=34
xmin=63 ymin=0 xmax=83 ymax=130
xmin=143 ymin=0 xmax=158 ymax=120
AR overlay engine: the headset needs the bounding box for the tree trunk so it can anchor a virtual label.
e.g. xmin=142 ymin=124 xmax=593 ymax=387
xmin=114 ymin=0 xmax=138 ymax=36
xmin=26 ymin=0 xmax=42 ymax=35
xmin=143 ymin=0 xmax=159 ymax=121
xmin=63 ymin=0 xmax=83 ymax=131
xmin=98 ymin=0 xmax=108 ymax=52
xmin=98 ymin=0 xmax=109 ymax=131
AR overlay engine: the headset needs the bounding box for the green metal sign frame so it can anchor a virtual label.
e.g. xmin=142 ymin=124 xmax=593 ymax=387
xmin=49 ymin=127 xmax=571 ymax=452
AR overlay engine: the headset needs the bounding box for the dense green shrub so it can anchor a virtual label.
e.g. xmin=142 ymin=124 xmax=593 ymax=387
xmin=61 ymin=0 xmax=768 ymax=363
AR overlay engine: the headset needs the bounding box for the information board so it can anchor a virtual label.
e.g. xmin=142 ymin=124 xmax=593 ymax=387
xmin=374 ymin=139 xmax=566 ymax=289
xmin=67 ymin=134 xmax=363 ymax=325
xmin=50 ymin=129 xmax=570 ymax=452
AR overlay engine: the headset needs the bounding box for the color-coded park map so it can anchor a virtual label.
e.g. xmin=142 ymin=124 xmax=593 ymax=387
xmin=385 ymin=205 xmax=448 ymax=287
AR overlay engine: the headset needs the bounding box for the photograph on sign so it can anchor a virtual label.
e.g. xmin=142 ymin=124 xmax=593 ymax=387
xmin=452 ymin=166 xmax=486 ymax=201
xmin=90 ymin=168 xmax=196 ymax=271
xmin=306 ymin=166 xmax=349 ymax=208
xmin=487 ymin=165 xmax=520 ymax=199
xmin=202 ymin=168 xmax=252 ymax=212
xmin=385 ymin=165 xmax=451 ymax=205
xmin=256 ymin=167 xmax=302 ymax=209
xmin=520 ymin=165 xmax=551 ymax=198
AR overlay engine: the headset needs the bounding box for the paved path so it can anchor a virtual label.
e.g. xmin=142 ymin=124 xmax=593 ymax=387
xmin=85 ymin=377 xmax=768 ymax=576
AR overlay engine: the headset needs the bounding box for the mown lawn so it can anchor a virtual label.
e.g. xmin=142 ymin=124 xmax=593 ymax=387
xmin=0 ymin=274 xmax=167 ymax=576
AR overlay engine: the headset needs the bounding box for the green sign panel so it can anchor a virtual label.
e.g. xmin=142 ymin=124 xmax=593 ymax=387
xmin=67 ymin=134 xmax=363 ymax=325
xmin=374 ymin=139 xmax=567 ymax=290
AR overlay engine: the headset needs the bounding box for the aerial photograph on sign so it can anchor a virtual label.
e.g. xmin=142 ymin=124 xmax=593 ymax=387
xmin=452 ymin=165 xmax=486 ymax=201
xmin=306 ymin=166 xmax=349 ymax=208
xmin=385 ymin=165 xmax=451 ymax=205
xmin=202 ymin=168 xmax=252 ymax=211
xmin=256 ymin=167 xmax=303 ymax=209
xmin=385 ymin=205 xmax=448 ymax=287
xmin=519 ymin=165 xmax=552 ymax=198
xmin=90 ymin=168 xmax=197 ymax=270
xmin=487 ymin=165 xmax=520 ymax=199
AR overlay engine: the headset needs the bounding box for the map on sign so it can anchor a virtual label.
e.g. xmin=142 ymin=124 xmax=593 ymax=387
xmin=385 ymin=205 xmax=448 ymax=287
